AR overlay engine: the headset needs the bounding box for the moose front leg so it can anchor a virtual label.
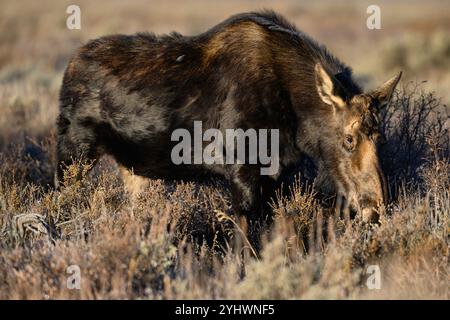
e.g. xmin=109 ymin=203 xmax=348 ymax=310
xmin=229 ymin=166 xmax=263 ymax=252
xmin=260 ymin=176 xmax=279 ymax=219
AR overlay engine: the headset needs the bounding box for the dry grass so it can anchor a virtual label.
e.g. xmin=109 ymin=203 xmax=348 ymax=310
xmin=0 ymin=0 xmax=449 ymax=300
xmin=0 ymin=150 xmax=448 ymax=299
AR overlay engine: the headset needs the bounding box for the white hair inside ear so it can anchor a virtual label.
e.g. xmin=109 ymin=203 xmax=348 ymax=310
xmin=315 ymin=63 xmax=345 ymax=108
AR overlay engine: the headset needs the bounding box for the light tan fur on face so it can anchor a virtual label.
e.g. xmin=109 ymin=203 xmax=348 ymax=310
xmin=351 ymin=137 xmax=384 ymax=210
xmin=319 ymin=104 xmax=385 ymax=221
xmin=344 ymin=117 xmax=361 ymax=136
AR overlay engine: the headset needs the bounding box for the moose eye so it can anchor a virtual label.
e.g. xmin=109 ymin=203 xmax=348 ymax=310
xmin=344 ymin=134 xmax=355 ymax=151
xmin=346 ymin=135 xmax=353 ymax=144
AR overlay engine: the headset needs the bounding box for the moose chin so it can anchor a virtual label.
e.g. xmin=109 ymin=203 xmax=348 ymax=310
xmin=56 ymin=10 xmax=401 ymax=247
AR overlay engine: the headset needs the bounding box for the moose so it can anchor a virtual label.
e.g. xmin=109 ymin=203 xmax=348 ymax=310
xmin=57 ymin=11 xmax=401 ymax=244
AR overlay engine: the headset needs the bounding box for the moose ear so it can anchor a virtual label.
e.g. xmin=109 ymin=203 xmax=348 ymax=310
xmin=370 ymin=71 xmax=402 ymax=109
xmin=315 ymin=63 xmax=346 ymax=109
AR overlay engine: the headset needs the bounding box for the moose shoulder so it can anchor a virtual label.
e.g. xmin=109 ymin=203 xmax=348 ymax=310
xmin=57 ymin=11 xmax=401 ymax=244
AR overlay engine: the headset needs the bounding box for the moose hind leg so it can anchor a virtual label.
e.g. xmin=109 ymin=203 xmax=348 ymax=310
xmin=55 ymin=116 xmax=100 ymax=187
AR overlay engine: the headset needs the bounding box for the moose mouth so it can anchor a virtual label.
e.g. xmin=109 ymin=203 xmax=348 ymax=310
xmin=361 ymin=207 xmax=380 ymax=223
xmin=340 ymin=201 xmax=381 ymax=223
xmin=318 ymin=192 xmax=381 ymax=223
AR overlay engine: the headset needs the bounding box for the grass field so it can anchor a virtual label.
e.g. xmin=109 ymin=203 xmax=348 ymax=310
xmin=0 ymin=0 xmax=448 ymax=299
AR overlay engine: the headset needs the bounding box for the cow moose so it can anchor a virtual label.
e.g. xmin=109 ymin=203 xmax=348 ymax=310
xmin=57 ymin=11 xmax=401 ymax=246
